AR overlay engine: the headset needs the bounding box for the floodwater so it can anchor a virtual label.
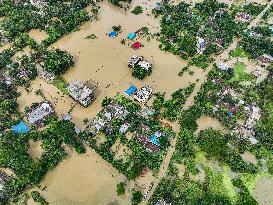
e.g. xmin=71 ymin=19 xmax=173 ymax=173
xmin=253 ymin=177 xmax=273 ymax=205
xmin=17 ymin=78 xmax=75 ymax=117
xmin=240 ymin=152 xmax=257 ymax=165
xmin=32 ymin=149 xmax=131 ymax=205
xmin=195 ymin=115 xmax=225 ymax=134
xmin=28 ymin=29 xmax=49 ymax=43
xmin=50 ymin=0 xmax=201 ymax=128
xmin=28 ymin=140 xmax=44 ymax=160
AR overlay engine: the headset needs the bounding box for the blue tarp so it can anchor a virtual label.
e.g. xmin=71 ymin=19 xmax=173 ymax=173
xmin=227 ymin=112 xmax=233 ymax=117
xmin=108 ymin=31 xmax=118 ymax=38
xmin=124 ymin=85 xmax=137 ymax=96
xmin=150 ymin=135 xmax=160 ymax=146
xmin=127 ymin=33 xmax=136 ymax=40
xmin=12 ymin=121 xmax=30 ymax=134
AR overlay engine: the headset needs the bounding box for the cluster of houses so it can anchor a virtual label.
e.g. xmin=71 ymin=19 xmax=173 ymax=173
xmin=86 ymin=98 xmax=168 ymax=153
xmin=86 ymin=101 xmax=129 ymax=136
xmin=67 ymin=80 xmax=96 ymax=107
xmin=128 ymin=55 xmax=152 ymax=72
xmin=26 ymin=101 xmax=56 ymax=128
xmin=212 ymin=79 xmax=261 ymax=144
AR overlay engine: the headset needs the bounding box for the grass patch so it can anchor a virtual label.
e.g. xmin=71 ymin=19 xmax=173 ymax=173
xmin=228 ymin=62 xmax=254 ymax=83
xmin=222 ymin=166 xmax=237 ymax=201
xmin=53 ymin=77 xmax=68 ymax=94
xmin=230 ymin=47 xmax=250 ymax=58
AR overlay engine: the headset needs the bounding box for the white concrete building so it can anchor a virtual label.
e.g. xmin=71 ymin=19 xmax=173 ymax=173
xmin=134 ymin=85 xmax=153 ymax=103
xmin=67 ymin=80 xmax=95 ymax=107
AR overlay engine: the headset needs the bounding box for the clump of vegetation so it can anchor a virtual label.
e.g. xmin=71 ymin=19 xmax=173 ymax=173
xmin=43 ymin=49 xmax=74 ymax=76
xmin=35 ymin=89 xmax=45 ymax=98
xmin=178 ymin=65 xmax=189 ymax=76
xmin=131 ymin=189 xmax=142 ymax=205
xmin=85 ymin=34 xmax=97 ymax=40
xmin=116 ymin=182 xmax=125 ymax=196
xmin=112 ymin=25 xmax=122 ymax=32
xmin=131 ymin=6 xmax=143 ymax=15
xmin=132 ymin=65 xmax=152 ymax=80
xmin=230 ymin=47 xmax=249 ymax=58
xmin=108 ymin=0 xmax=131 ymax=8
xmin=52 ymin=77 xmax=69 ymax=94
xmin=31 ymin=191 xmax=49 ymax=205
xmin=102 ymin=97 xmax=113 ymax=107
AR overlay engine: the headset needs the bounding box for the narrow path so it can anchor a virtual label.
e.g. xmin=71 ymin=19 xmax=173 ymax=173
xmin=143 ymin=2 xmax=273 ymax=204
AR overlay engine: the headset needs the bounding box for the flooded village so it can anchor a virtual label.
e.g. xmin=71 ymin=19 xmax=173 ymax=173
xmin=0 ymin=0 xmax=273 ymax=205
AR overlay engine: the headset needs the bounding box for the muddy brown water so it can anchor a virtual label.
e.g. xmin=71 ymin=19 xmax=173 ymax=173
xmin=253 ymin=177 xmax=273 ymax=205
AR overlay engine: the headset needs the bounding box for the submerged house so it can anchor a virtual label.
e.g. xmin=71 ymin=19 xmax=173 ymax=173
xmin=86 ymin=102 xmax=129 ymax=135
xmin=30 ymin=0 xmax=48 ymax=8
xmin=218 ymin=63 xmax=232 ymax=71
xmin=135 ymin=133 xmax=160 ymax=153
xmin=12 ymin=121 xmax=30 ymax=134
xmin=67 ymin=80 xmax=95 ymax=107
xmin=236 ymin=12 xmax=252 ymax=22
xmin=196 ymin=37 xmax=206 ymax=54
xmin=38 ymin=66 xmax=56 ymax=82
xmin=134 ymin=85 xmax=153 ymax=103
xmin=257 ymin=54 xmax=273 ymax=65
xmin=26 ymin=101 xmax=55 ymax=127
xmin=244 ymin=104 xmax=260 ymax=130
xmin=128 ymin=55 xmax=152 ymax=71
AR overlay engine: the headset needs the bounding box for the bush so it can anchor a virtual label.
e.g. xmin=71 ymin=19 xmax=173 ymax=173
xmin=31 ymin=191 xmax=48 ymax=205
xmin=131 ymin=6 xmax=143 ymax=15
xmin=116 ymin=182 xmax=125 ymax=196
xmin=131 ymin=189 xmax=142 ymax=205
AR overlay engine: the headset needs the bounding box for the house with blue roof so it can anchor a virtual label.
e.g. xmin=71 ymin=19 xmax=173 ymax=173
xmin=108 ymin=31 xmax=118 ymax=38
xmin=12 ymin=121 xmax=30 ymax=134
xmin=124 ymin=85 xmax=137 ymax=96
xmin=127 ymin=32 xmax=136 ymax=40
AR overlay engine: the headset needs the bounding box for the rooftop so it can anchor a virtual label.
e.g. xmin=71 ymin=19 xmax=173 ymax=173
xmin=134 ymin=85 xmax=152 ymax=103
xmin=67 ymin=80 xmax=95 ymax=107
xmin=26 ymin=101 xmax=55 ymax=127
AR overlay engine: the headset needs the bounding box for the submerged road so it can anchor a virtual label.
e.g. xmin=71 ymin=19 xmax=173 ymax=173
xmin=143 ymin=1 xmax=273 ymax=204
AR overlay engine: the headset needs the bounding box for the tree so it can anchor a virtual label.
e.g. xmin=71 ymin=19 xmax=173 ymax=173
xmin=43 ymin=49 xmax=74 ymax=75
xmin=131 ymin=189 xmax=142 ymax=205
xmin=116 ymin=182 xmax=125 ymax=196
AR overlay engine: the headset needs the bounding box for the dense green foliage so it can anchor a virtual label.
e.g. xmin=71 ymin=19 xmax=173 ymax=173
xmin=43 ymin=49 xmax=74 ymax=75
xmin=131 ymin=6 xmax=143 ymax=15
xmin=116 ymin=182 xmax=126 ymax=196
xmin=131 ymin=189 xmax=142 ymax=205
xmin=132 ymin=66 xmax=152 ymax=80
xmin=31 ymin=191 xmax=49 ymax=205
